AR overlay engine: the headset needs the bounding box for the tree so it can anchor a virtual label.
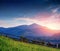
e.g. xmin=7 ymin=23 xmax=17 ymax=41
xmin=20 ymin=36 xmax=29 ymax=43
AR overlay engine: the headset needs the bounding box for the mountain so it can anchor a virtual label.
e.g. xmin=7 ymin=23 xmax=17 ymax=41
xmin=51 ymin=33 xmax=60 ymax=40
xmin=0 ymin=23 xmax=60 ymax=39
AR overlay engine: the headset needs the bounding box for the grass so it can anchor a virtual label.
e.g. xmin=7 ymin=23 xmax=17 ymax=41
xmin=0 ymin=36 xmax=60 ymax=51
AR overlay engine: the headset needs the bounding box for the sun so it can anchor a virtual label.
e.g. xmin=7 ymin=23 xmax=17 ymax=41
xmin=44 ymin=24 xmax=60 ymax=30
xmin=46 ymin=25 xmax=57 ymax=30
xmin=37 ymin=22 xmax=60 ymax=30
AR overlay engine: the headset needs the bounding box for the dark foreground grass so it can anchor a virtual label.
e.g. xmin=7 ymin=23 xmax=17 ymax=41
xmin=0 ymin=36 xmax=60 ymax=51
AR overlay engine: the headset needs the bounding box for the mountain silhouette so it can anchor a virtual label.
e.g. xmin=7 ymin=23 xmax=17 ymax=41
xmin=0 ymin=23 xmax=60 ymax=39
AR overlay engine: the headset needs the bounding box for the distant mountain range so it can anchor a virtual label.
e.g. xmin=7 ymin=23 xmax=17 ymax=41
xmin=0 ymin=23 xmax=60 ymax=41
xmin=51 ymin=33 xmax=60 ymax=40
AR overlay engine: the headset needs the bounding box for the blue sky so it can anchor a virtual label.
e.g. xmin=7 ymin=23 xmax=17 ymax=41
xmin=0 ymin=0 xmax=60 ymax=19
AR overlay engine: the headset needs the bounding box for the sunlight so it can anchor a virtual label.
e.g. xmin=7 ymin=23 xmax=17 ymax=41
xmin=44 ymin=24 xmax=60 ymax=30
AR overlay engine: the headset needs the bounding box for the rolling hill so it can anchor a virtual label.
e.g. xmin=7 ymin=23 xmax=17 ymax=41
xmin=0 ymin=35 xmax=60 ymax=51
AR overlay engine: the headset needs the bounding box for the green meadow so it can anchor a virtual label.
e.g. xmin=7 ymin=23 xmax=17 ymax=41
xmin=0 ymin=36 xmax=60 ymax=51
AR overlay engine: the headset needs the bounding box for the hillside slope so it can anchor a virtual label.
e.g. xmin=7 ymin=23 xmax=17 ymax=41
xmin=0 ymin=36 xmax=60 ymax=51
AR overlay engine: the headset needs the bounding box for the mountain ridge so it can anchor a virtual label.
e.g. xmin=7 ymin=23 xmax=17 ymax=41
xmin=0 ymin=23 xmax=60 ymax=39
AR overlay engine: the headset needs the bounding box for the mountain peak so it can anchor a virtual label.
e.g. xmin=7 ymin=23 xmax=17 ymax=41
xmin=30 ymin=23 xmax=39 ymax=26
xmin=31 ymin=23 xmax=38 ymax=25
xmin=29 ymin=23 xmax=41 ymax=28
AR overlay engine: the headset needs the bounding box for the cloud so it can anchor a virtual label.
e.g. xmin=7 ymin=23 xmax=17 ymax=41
xmin=52 ymin=8 xmax=59 ymax=13
xmin=0 ymin=20 xmax=22 ymax=27
xmin=0 ymin=18 xmax=39 ymax=28
xmin=50 ymin=7 xmax=60 ymax=20
xmin=13 ymin=17 xmax=39 ymax=24
xmin=0 ymin=20 xmax=10 ymax=27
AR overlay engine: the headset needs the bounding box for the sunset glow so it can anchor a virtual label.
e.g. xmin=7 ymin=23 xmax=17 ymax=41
xmin=42 ymin=24 xmax=60 ymax=30
xmin=0 ymin=17 xmax=60 ymax=30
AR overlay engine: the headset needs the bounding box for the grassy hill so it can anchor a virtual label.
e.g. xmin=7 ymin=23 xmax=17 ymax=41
xmin=0 ymin=36 xmax=60 ymax=51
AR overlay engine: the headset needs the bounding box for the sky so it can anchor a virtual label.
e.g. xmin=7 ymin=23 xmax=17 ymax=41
xmin=0 ymin=0 xmax=60 ymax=30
